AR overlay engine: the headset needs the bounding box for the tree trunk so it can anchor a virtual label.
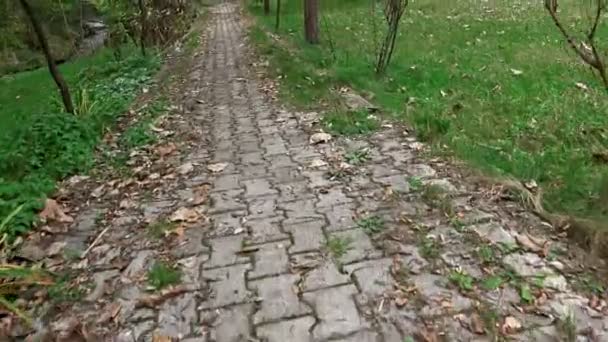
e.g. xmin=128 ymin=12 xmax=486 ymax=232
xmin=18 ymin=0 xmax=74 ymax=114
xmin=263 ymin=0 xmax=270 ymax=15
xmin=138 ymin=0 xmax=147 ymax=56
xmin=304 ymin=0 xmax=319 ymax=44
xmin=275 ymin=0 xmax=281 ymax=30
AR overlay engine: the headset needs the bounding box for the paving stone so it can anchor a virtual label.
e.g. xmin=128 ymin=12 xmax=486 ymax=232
xmin=267 ymin=154 xmax=296 ymax=168
xmin=323 ymin=204 xmax=356 ymax=231
xmin=423 ymin=178 xmax=457 ymax=193
xmin=171 ymin=228 xmax=210 ymax=258
xmin=369 ymin=164 xmax=400 ymax=179
xmin=122 ymin=250 xmax=154 ymax=281
xmin=177 ymin=254 xmax=208 ymax=283
xmin=204 ymin=235 xmax=248 ymax=269
xmin=471 ymin=222 xmax=516 ymax=245
xmin=284 ymin=220 xmax=325 ymax=253
xmin=212 ymin=148 xmax=235 ymax=162
xmin=411 ymin=274 xmax=472 ymax=316
xmin=264 ymin=143 xmax=288 ymax=156
xmin=290 ymin=146 xmax=322 ymax=163
xmin=330 ymin=229 xmax=382 ymax=264
xmin=273 ymin=167 xmax=305 ymax=183
xmin=249 ymin=242 xmax=290 ymax=279
xmin=374 ymin=174 xmax=410 ymax=193
xmin=72 ymin=208 xmax=102 ymax=233
xmin=200 ymin=304 xmax=253 ymax=341
xmin=406 ymin=164 xmax=437 ymax=178
xmin=275 ymin=181 xmax=315 ymax=201
xmin=211 ymin=210 xmax=246 ymax=236
xmin=209 ymin=190 xmax=246 ymax=213
xmin=385 ymin=150 xmax=413 ymax=165
xmin=316 ymin=188 xmax=353 ymax=208
xmin=243 ymin=179 xmax=277 ymax=197
xmin=503 ymin=253 xmax=559 ymax=279
xmin=212 ymin=174 xmax=241 ymax=191
xmin=302 ymin=170 xmax=335 ymax=188
xmin=344 ymin=258 xmax=393 ymax=297
xmin=244 ymin=216 xmax=289 ymax=244
xmin=303 ymin=284 xmax=369 ymax=340
xmin=239 ymin=164 xmax=269 ymax=179
xmin=143 ymin=201 xmax=175 ymax=222
xmin=240 ymin=152 xmax=265 ymax=165
xmin=280 ymin=199 xmax=324 ymax=224
xmin=157 ymin=293 xmax=197 ymax=338
xmin=338 ymin=330 xmax=381 ymax=342
xmin=256 ymin=316 xmax=315 ymax=342
xmin=199 ymin=264 xmax=252 ymax=309
xmin=247 ymin=197 xmax=279 ymax=219
xmin=301 ymin=260 xmax=350 ymax=292
xmin=250 ymin=274 xmax=311 ymax=324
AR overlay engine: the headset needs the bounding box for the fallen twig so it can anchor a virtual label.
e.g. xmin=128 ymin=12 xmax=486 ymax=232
xmin=81 ymin=226 xmax=110 ymax=259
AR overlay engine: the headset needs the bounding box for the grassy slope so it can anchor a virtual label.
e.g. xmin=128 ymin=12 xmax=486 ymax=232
xmin=250 ymin=0 xmax=608 ymax=223
xmin=0 ymin=46 xmax=160 ymax=237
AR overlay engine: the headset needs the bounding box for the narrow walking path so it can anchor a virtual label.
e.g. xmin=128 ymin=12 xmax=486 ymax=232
xmin=23 ymin=3 xmax=608 ymax=342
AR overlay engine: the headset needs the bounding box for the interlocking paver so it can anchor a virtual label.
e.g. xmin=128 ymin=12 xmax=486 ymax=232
xmin=284 ymin=220 xmax=326 ymax=254
xmin=250 ymin=274 xmax=311 ymax=324
xmin=256 ymin=316 xmax=315 ymax=342
xmin=303 ymin=285 xmax=369 ymax=340
xmin=199 ymin=264 xmax=252 ymax=309
xmin=204 ymin=235 xmax=248 ymax=269
xmin=248 ymin=242 xmax=290 ymax=279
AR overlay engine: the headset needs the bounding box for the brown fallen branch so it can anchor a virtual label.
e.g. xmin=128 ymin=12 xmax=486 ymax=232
xmin=545 ymin=0 xmax=608 ymax=90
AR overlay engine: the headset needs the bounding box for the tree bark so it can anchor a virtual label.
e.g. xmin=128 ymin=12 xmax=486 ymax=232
xmin=263 ymin=0 xmax=270 ymax=15
xmin=304 ymin=0 xmax=319 ymax=44
xmin=138 ymin=0 xmax=147 ymax=56
xmin=275 ymin=0 xmax=281 ymax=30
xmin=18 ymin=0 xmax=74 ymax=114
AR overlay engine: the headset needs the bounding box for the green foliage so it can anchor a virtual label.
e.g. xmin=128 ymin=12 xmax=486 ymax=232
xmin=482 ymin=275 xmax=505 ymax=290
xmin=0 ymin=47 xmax=160 ymax=240
xmin=323 ymin=110 xmax=380 ymax=136
xmin=449 ymin=270 xmax=474 ymax=291
xmin=326 ymin=236 xmax=352 ymax=259
xmin=344 ymin=149 xmax=369 ymax=165
xmin=357 ymin=215 xmax=385 ymax=234
xmin=251 ymin=0 xmax=608 ymax=225
xmin=148 ymin=262 xmax=181 ymax=290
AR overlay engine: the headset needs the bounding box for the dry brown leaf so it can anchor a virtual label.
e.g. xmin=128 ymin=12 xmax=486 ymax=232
xmin=156 ymin=143 xmax=177 ymax=157
xmin=191 ymin=184 xmax=210 ymax=206
xmin=470 ymin=313 xmax=485 ymax=335
xmin=136 ymin=285 xmax=191 ymax=308
xmin=39 ymin=199 xmax=73 ymax=223
xmin=515 ymin=233 xmax=542 ymax=252
xmin=309 ymin=132 xmax=332 ymax=144
xmin=501 ymin=316 xmax=522 ymax=334
xmin=207 ymin=163 xmax=228 ymax=173
xmin=152 ymin=334 xmax=173 ymax=342
xmin=170 ymin=207 xmax=200 ymax=223
xmin=96 ymin=302 xmax=121 ymax=324
xmin=417 ymin=328 xmax=439 ymax=342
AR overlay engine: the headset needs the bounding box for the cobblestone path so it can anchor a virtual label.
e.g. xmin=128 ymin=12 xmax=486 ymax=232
xmin=32 ymin=3 xmax=608 ymax=342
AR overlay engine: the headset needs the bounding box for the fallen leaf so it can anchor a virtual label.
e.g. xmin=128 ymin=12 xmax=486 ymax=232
xmin=510 ymin=68 xmax=523 ymax=76
xmin=152 ymin=334 xmax=173 ymax=342
xmin=394 ymin=296 xmax=408 ymax=307
xmin=136 ymin=285 xmax=192 ymax=308
xmin=417 ymin=328 xmax=439 ymax=342
xmin=96 ymin=302 xmax=121 ymax=324
xmin=501 ymin=316 xmax=522 ymax=334
xmin=309 ymin=159 xmax=327 ymax=168
xmin=207 ymin=163 xmax=228 ymax=173
xmin=156 ymin=143 xmax=177 ymax=157
xmin=515 ymin=233 xmax=542 ymax=253
xmin=39 ymin=199 xmax=73 ymax=223
xmin=170 ymin=207 xmax=200 ymax=223
xmin=309 ymin=132 xmax=332 ymax=144
xmin=575 ymin=82 xmax=589 ymax=91
xmin=91 ymin=185 xmax=105 ymax=198
xmin=191 ymin=184 xmax=210 ymax=205
xmin=470 ymin=313 xmax=485 ymax=334
xmin=177 ymin=162 xmax=194 ymax=175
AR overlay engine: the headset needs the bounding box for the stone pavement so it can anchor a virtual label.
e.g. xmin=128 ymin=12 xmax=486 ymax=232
xmin=35 ymin=2 xmax=608 ymax=342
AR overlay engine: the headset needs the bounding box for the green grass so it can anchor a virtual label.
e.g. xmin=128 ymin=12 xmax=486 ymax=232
xmin=250 ymin=0 xmax=608 ymax=225
xmin=0 ymin=46 xmax=160 ymax=239
xmin=148 ymin=262 xmax=181 ymax=290
xmin=325 ymin=236 xmax=352 ymax=259
xmin=356 ymin=215 xmax=385 ymax=233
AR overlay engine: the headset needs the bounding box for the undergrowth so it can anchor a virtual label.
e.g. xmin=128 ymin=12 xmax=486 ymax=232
xmin=0 ymin=47 xmax=160 ymax=240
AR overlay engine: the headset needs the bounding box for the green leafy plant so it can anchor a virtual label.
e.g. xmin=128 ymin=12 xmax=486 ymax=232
xmin=323 ymin=110 xmax=379 ymax=136
xmin=449 ymin=270 xmax=474 ymax=291
xmin=148 ymin=262 xmax=181 ymax=290
xmin=326 ymin=236 xmax=352 ymax=259
xmin=357 ymin=215 xmax=385 ymax=234
xmin=344 ymin=148 xmax=369 ymax=165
